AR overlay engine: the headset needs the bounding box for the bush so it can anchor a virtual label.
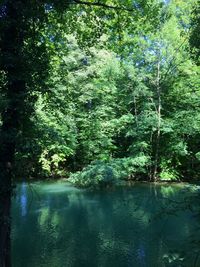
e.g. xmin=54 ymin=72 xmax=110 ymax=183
xmin=68 ymin=155 xmax=150 ymax=187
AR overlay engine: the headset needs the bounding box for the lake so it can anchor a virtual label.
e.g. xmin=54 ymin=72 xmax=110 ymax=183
xmin=11 ymin=181 xmax=200 ymax=267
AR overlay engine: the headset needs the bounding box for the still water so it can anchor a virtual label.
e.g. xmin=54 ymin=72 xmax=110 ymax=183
xmin=12 ymin=181 xmax=200 ymax=267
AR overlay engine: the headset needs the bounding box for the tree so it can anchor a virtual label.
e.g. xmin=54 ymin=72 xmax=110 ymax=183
xmin=0 ymin=1 xmax=51 ymax=265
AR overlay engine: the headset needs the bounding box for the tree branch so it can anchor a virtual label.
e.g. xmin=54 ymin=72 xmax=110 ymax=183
xmin=71 ymin=0 xmax=134 ymax=12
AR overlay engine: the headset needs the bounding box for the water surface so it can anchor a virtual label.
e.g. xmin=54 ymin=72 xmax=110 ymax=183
xmin=12 ymin=181 xmax=200 ymax=267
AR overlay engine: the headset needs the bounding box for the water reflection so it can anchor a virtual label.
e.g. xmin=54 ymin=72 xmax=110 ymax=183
xmin=12 ymin=182 xmax=200 ymax=267
xmin=20 ymin=183 xmax=27 ymax=217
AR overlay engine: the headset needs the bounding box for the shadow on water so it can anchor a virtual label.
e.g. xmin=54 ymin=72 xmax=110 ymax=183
xmin=11 ymin=181 xmax=200 ymax=267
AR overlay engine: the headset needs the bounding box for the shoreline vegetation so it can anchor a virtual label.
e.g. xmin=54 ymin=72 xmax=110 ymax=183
xmin=13 ymin=3 xmax=200 ymax=186
xmin=16 ymin=174 xmax=200 ymax=189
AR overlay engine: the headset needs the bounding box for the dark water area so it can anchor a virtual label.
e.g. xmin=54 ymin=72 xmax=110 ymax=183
xmin=11 ymin=181 xmax=200 ymax=267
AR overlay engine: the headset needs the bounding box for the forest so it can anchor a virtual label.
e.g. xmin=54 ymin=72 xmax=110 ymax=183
xmin=0 ymin=0 xmax=200 ymax=266
xmin=2 ymin=0 xmax=199 ymax=185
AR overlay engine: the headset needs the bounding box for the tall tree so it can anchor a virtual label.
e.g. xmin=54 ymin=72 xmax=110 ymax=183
xmin=0 ymin=1 xmax=50 ymax=265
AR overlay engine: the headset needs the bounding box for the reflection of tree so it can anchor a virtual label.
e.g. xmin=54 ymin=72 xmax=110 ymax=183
xmin=151 ymin=184 xmax=200 ymax=266
xmin=20 ymin=183 xmax=28 ymax=217
xmin=12 ymin=182 xmax=200 ymax=267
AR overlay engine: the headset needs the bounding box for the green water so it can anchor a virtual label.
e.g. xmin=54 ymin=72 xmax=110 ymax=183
xmin=12 ymin=181 xmax=200 ymax=267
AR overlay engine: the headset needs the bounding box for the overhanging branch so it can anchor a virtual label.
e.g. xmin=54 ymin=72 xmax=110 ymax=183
xmin=71 ymin=0 xmax=134 ymax=12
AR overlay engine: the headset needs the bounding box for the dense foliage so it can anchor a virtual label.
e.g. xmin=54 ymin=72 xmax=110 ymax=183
xmin=0 ymin=0 xmax=199 ymax=188
xmin=3 ymin=0 xmax=197 ymax=187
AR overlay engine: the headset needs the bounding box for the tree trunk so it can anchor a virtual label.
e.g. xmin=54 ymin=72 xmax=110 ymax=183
xmin=153 ymin=51 xmax=161 ymax=181
xmin=0 ymin=173 xmax=12 ymax=267
xmin=0 ymin=2 xmax=26 ymax=266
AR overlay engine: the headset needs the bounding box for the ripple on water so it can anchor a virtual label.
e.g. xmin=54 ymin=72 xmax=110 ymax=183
xmin=12 ymin=181 xmax=200 ymax=267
